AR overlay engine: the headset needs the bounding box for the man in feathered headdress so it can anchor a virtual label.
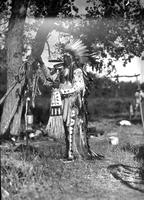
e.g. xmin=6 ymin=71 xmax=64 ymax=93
xmin=41 ymin=39 xmax=103 ymax=161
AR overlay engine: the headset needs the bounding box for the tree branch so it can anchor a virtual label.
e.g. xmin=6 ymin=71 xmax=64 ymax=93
xmin=111 ymin=74 xmax=140 ymax=78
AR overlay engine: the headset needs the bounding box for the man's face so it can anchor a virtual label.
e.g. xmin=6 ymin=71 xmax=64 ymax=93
xmin=64 ymin=54 xmax=72 ymax=66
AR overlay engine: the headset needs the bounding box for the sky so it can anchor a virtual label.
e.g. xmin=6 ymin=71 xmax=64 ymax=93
xmin=113 ymin=57 xmax=143 ymax=83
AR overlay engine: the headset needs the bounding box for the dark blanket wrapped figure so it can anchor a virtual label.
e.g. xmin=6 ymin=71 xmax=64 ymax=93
xmin=42 ymin=39 xmax=104 ymax=161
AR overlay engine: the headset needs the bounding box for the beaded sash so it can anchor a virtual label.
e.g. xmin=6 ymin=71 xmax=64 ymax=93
xmin=50 ymin=88 xmax=62 ymax=116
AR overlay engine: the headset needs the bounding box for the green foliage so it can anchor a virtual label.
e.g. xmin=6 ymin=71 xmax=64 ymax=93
xmin=88 ymin=76 xmax=138 ymax=98
xmin=57 ymin=0 xmax=144 ymax=72
xmin=84 ymin=0 xmax=144 ymax=65
xmin=1 ymin=0 xmax=144 ymax=74
xmin=86 ymin=0 xmax=144 ymax=19
xmin=0 ymin=0 xmax=143 ymax=102
xmin=87 ymin=97 xmax=131 ymax=120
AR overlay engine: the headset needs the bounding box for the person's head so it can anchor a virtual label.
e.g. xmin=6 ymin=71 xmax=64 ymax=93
xmin=63 ymin=54 xmax=72 ymax=68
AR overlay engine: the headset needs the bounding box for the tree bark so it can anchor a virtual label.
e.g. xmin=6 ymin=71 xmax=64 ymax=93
xmin=0 ymin=0 xmax=29 ymax=136
xmin=32 ymin=18 xmax=58 ymax=61
xmin=0 ymin=0 xmax=71 ymax=136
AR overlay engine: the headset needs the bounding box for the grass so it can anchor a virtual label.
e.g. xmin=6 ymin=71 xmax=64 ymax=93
xmin=24 ymin=96 xmax=134 ymax=125
xmin=1 ymin=117 xmax=144 ymax=200
xmin=87 ymin=97 xmax=133 ymax=119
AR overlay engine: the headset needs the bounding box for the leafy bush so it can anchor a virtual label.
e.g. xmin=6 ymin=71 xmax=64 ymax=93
xmin=87 ymin=97 xmax=132 ymax=120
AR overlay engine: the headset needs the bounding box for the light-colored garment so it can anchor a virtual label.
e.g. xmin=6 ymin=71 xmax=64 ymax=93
xmin=59 ymin=68 xmax=85 ymax=126
xmin=60 ymin=68 xmax=85 ymax=95
xmin=51 ymin=88 xmax=62 ymax=107
xmin=60 ymin=81 xmax=76 ymax=125
xmin=73 ymin=68 xmax=85 ymax=92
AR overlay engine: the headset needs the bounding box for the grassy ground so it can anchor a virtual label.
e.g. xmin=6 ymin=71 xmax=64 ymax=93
xmin=1 ymin=117 xmax=144 ymax=200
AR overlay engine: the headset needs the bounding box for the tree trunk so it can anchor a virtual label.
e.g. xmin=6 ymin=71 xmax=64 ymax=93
xmin=0 ymin=0 xmax=28 ymax=136
xmin=32 ymin=18 xmax=58 ymax=61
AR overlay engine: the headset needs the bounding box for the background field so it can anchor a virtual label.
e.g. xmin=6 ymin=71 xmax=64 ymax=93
xmin=1 ymin=69 xmax=144 ymax=200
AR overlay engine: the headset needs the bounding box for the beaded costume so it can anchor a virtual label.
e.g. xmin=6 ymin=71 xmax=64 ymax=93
xmin=41 ymin=40 xmax=103 ymax=160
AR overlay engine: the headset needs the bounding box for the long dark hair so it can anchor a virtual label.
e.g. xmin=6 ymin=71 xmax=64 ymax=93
xmin=62 ymin=54 xmax=82 ymax=83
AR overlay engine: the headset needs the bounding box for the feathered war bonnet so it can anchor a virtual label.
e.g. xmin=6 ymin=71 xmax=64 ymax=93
xmin=64 ymin=39 xmax=89 ymax=65
xmin=61 ymin=39 xmax=90 ymax=82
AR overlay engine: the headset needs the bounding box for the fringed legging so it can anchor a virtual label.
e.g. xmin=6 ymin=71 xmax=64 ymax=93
xmin=67 ymin=108 xmax=77 ymax=159
xmin=65 ymin=107 xmax=104 ymax=160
